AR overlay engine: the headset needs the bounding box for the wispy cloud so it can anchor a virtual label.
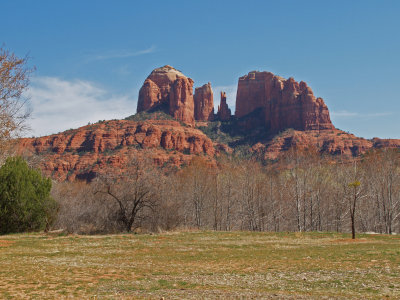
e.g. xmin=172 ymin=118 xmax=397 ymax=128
xmin=113 ymin=64 xmax=132 ymax=76
xmin=26 ymin=79 xmax=237 ymax=137
xmin=26 ymin=77 xmax=137 ymax=137
xmin=331 ymin=110 xmax=393 ymax=118
xmin=330 ymin=110 xmax=358 ymax=117
xmin=86 ymin=46 xmax=156 ymax=62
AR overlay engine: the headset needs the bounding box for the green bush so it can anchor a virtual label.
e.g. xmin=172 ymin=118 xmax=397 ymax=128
xmin=0 ymin=157 xmax=57 ymax=234
xmin=125 ymin=111 xmax=173 ymax=122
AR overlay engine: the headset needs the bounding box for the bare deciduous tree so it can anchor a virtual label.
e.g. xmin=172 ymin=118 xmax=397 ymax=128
xmin=0 ymin=47 xmax=33 ymax=162
xmin=94 ymin=159 xmax=159 ymax=232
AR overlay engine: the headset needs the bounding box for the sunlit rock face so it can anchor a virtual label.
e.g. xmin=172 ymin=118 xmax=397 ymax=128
xmin=235 ymin=71 xmax=334 ymax=133
xmin=194 ymin=82 xmax=214 ymax=121
xmin=18 ymin=119 xmax=216 ymax=181
xmin=137 ymin=65 xmax=195 ymax=125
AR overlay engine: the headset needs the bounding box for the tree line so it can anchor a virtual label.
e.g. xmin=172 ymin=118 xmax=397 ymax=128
xmin=52 ymin=147 xmax=400 ymax=238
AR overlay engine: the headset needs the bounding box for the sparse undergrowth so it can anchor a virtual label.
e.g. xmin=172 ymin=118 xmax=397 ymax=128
xmin=125 ymin=110 xmax=174 ymax=122
xmin=0 ymin=231 xmax=399 ymax=299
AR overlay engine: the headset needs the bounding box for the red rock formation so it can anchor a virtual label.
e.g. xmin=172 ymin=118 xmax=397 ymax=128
xmin=169 ymin=77 xmax=195 ymax=125
xmin=18 ymin=119 xmax=215 ymax=181
xmin=217 ymin=92 xmax=231 ymax=121
xmin=137 ymin=65 xmax=195 ymax=125
xmin=194 ymin=83 xmax=214 ymax=121
xmin=17 ymin=66 xmax=400 ymax=182
xmin=250 ymin=129 xmax=376 ymax=160
xmin=372 ymin=138 xmax=400 ymax=149
xmin=137 ymin=79 xmax=161 ymax=112
xmin=235 ymin=71 xmax=334 ymax=133
xmin=19 ymin=118 xmax=400 ymax=181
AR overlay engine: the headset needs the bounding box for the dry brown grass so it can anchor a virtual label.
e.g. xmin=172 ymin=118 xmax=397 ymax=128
xmin=0 ymin=231 xmax=399 ymax=299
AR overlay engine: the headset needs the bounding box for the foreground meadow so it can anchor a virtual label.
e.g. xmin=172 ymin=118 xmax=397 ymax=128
xmin=0 ymin=231 xmax=399 ymax=299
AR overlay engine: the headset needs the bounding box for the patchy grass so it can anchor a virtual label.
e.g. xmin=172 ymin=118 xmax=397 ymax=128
xmin=0 ymin=231 xmax=399 ymax=299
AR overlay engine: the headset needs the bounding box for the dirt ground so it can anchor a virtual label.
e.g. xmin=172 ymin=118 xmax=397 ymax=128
xmin=0 ymin=231 xmax=399 ymax=299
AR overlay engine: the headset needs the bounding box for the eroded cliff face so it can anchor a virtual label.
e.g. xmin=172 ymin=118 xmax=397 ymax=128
xmin=251 ymin=129 xmax=375 ymax=160
xmin=169 ymin=77 xmax=195 ymax=125
xmin=194 ymin=83 xmax=214 ymax=121
xmin=217 ymin=92 xmax=231 ymax=121
xmin=137 ymin=65 xmax=195 ymax=125
xmin=19 ymin=119 xmax=400 ymax=181
xmin=18 ymin=120 xmax=216 ymax=181
xmin=235 ymin=71 xmax=334 ymax=133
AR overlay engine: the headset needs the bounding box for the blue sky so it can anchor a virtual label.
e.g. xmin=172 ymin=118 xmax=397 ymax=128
xmin=1 ymin=0 xmax=399 ymax=138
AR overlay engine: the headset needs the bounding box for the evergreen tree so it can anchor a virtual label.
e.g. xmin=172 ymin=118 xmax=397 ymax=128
xmin=0 ymin=157 xmax=57 ymax=234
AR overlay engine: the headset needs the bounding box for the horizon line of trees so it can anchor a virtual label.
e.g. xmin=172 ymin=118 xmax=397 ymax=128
xmin=52 ymin=147 xmax=400 ymax=239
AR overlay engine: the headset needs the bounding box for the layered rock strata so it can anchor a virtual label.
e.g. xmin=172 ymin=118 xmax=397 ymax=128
xmin=137 ymin=65 xmax=195 ymax=125
xmin=194 ymin=83 xmax=214 ymax=121
xmin=235 ymin=71 xmax=334 ymax=133
xmin=18 ymin=120 xmax=215 ymax=181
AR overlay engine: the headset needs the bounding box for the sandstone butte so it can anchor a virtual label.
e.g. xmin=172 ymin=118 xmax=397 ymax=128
xmin=17 ymin=66 xmax=400 ymax=181
xmin=137 ymin=65 xmax=195 ymax=125
xmin=235 ymin=71 xmax=334 ymax=133
xmin=137 ymin=65 xmax=216 ymax=125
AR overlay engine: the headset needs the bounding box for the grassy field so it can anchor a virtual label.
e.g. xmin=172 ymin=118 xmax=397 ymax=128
xmin=0 ymin=231 xmax=399 ymax=299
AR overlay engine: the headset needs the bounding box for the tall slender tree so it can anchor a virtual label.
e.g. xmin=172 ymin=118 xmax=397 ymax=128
xmin=0 ymin=47 xmax=33 ymax=162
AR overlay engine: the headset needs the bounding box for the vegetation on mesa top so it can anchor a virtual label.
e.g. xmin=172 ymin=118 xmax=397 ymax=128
xmin=125 ymin=110 xmax=174 ymax=122
xmin=198 ymin=120 xmax=269 ymax=147
xmin=125 ymin=105 xmax=269 ymax=146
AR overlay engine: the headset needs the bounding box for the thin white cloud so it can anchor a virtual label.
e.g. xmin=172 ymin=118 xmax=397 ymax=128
xmin=113 ymin=64 xmax=132 ymax=76
xmin=87 ymin=46 xmax=156 ymax=62
xmin=331 ymin=110 xmax=392 ymax=118
xmin=330 ymin=110 xmax=358 ymax=117
xmin=25 ymin=77 xmax=137 ymax=137
xmin=212 ymin=84 xmax=237 ymax=112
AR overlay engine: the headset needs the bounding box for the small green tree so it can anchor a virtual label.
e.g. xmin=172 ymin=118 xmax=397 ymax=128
xmin=0 ymin=157 xmax=57 ymax=234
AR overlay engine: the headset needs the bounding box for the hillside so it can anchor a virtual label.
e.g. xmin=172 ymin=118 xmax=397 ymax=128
xmin=18 ymin=117 xmax=217 ymax=181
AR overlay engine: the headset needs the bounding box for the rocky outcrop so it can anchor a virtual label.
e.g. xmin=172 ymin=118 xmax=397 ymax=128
xmin=217 ymin=92 xmax=231 ymax=121
xmin=372 ymin=138 xmax=400 ymax=149
xmin=250 ymin=129 xmax=380 ymax=160
xmin=194 ymin=83 xmax=214 ymax=121
xmin=18 ymin=119 xmax=215 ymax=181
xmin=169 ymin=77 xmax=195 ymax=125
xmin=235 ymin=71 xmax=334 ymax=133
xmin=19 ymin=119 xmax=400 ymax=181
xmin=137 ymin=78 xmax=162 ymax=112
xmin=137 ymin=65 xmax=195 ymax=125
